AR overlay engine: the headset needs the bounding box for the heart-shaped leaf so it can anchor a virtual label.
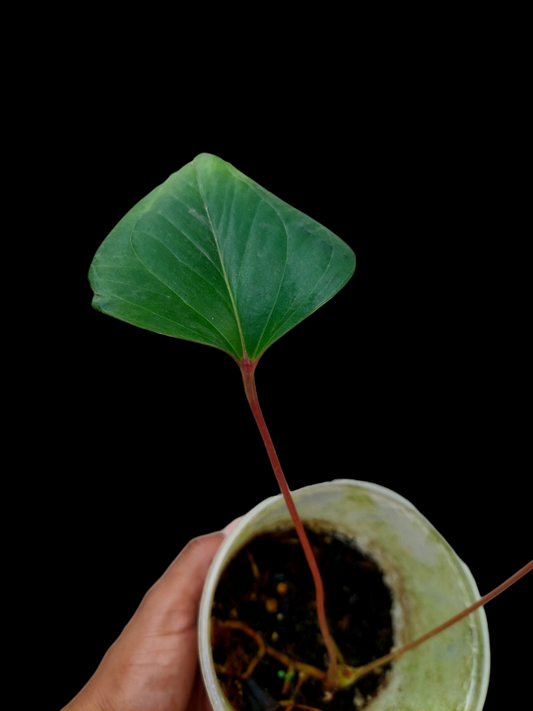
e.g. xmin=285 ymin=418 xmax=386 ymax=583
xmin=89 ymin=153 xmax=355 ymax=362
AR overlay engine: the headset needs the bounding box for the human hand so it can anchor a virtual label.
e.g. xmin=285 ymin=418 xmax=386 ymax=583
xmin=63 ymin=526 xmax=235 ymax=711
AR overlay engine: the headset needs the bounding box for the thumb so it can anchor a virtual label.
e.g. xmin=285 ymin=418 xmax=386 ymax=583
xmin=142 ymin=531 xmax=225 ymax=622
xmin=124 ymin=532 xmax=226 ymax=702
xmin=68 ymin=531 xmax=226 ymax=711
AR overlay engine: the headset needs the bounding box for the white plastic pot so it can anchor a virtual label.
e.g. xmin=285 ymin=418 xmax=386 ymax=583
xmin=199 ymin=479 xmax=489 ymax=710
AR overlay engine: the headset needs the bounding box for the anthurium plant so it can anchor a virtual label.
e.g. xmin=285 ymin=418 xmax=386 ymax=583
xmin=89 ymin=153 xmax=531 ymax=709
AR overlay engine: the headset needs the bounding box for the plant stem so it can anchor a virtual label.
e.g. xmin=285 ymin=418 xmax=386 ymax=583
xmin=352 ymin=558 xmax=533 ymax=681
xmin=239 ymin=356 xmax=338 ymax=688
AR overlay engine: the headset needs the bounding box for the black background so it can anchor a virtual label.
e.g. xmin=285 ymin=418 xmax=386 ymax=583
xmin=50 ymin=37 xmax=531 ymax=710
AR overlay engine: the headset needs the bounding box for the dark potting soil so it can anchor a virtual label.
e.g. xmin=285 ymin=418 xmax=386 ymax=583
xmin=211 ymin=526 xmax=394 ymax=710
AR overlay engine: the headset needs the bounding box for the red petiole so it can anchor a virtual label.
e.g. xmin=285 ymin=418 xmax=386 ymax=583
xmin=239 ymin=355 xmax=532 ymax=693
xmin=240 ymin=356 xmax=338 ymax=689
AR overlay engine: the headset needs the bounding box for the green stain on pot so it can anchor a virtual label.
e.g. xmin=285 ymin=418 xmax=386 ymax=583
xmin=344 ymin=492 xmax=376 ymax=508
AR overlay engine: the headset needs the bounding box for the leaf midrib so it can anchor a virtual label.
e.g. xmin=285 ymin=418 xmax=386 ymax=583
xmin=216 ymin=163 xmax=293 ymax=360
xmin=194 ymin=160 xmax=247 ymax=360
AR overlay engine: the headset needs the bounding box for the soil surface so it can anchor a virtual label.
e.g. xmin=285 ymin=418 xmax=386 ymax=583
xmin=211 ymin=526 xmax=394 ymax=710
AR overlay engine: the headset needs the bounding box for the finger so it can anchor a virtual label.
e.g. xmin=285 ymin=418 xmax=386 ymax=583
xmin=142 ymin=530 xmax=225 ymax=613
xmin=128 ymin=532 xmax=225 ymax=702
xmin=87 ymin=532 xmax=225 ymax=711
xmin=64 ymin=527 xmax=233 ymax=711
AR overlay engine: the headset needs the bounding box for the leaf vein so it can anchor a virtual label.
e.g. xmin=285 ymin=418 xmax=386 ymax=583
xmin=127 ymin=234 xmax=239 ymax=355
xmin=265 ymin=241 xmax=335 ymax=345
xmin=137 ymin=226 xmax=233 ymax=309
xmin=153 ymin=196 xmax=225 ymax=278
xmin=94 ymin=289 xmax=238 ymax=355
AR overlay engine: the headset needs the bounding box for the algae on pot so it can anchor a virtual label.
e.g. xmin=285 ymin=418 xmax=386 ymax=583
xmin=89 ymin=153 xmax=531 ymax=709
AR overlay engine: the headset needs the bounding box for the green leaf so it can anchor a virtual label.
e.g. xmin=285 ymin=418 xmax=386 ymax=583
xmin=89 ymin=153 xmax=355 ymax=362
